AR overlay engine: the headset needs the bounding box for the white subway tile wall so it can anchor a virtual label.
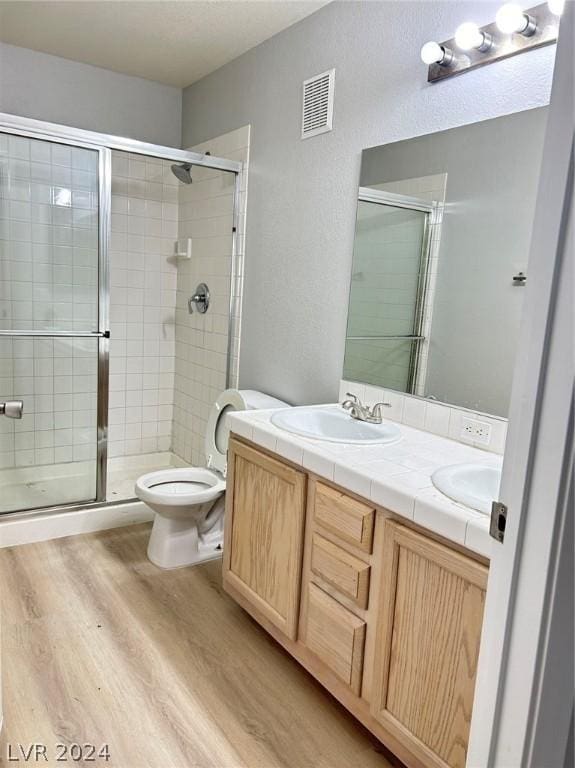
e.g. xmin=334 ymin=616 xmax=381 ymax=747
xmin=0 ymin=135 xmax=99 ymax=483
xmin=172 ymin=126 xmax=249 ymax=466
xmin=107 ymin=151 xmax=178 ymax=459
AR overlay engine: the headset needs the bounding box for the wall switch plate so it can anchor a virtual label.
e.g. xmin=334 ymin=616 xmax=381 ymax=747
xmin=461 ymin=416 xmax=492 ymax=445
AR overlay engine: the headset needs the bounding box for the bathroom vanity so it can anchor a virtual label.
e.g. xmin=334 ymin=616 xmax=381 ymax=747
xmin=222 ymin=408 xmax=492 ymax=768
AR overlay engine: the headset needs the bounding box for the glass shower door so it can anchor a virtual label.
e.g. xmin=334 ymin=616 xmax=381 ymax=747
xmin=344 ymin=199 xmax=430 ymax=392
xmin=0 ymin=131 xmax=108 ymax=514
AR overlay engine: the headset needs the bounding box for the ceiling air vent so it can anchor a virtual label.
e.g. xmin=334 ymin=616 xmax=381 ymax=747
xmin=301 ymin=69 xmax=335 ymax=139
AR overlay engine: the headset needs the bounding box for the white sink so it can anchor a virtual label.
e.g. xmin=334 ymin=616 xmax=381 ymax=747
xmin=432 ymin=462 xmax=502 ymax=515
xmin=270 ymin=405 xmax=402 ymax=445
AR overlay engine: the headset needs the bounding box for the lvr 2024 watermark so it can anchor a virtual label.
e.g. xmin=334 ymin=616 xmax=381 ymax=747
xmin=5 ymin=744 xmax=111 ymax=762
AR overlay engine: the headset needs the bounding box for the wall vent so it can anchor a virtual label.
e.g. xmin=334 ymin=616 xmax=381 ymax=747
xmin=301 ymin=69 xmax=335 ymax=139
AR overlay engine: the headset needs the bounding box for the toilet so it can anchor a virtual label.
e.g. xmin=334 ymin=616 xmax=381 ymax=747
xmin=135 ymin=389 xmax=288 ymax=569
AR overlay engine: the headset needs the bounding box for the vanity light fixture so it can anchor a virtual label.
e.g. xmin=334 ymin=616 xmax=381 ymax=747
xmin=423 ymin=3 xmax=559 ymax=83
xmin=548 ymin=0 xmax=565 ymax=15
xmin=454 ymin=22 xmax=493 ymax=52
xmin=496 ymin=3 xmax=537 ymax=36
xmin=420 ymin=41 xmax=454 ymax=66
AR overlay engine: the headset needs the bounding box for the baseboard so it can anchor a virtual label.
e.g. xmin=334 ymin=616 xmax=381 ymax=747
xmin=0 ymin=501 xmax=153 ymax=548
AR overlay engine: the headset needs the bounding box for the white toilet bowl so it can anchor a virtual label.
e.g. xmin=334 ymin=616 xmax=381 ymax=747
xmin=134 ymin=388 xmax=288 ymax=569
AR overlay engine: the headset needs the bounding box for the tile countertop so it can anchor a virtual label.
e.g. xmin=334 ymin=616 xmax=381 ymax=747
xmin=228 ymin=405 xmax=500 ymax=560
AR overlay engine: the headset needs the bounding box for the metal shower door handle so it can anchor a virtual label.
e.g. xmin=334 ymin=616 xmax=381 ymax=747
xmin=188 ymin=283 xmax=210 ymax=314
xmin=0 ymin=400 xmax=23 ymax=419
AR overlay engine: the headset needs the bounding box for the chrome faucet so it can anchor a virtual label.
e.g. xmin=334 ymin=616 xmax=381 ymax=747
xmin=341 ymin=393 xmax=391 ymax=424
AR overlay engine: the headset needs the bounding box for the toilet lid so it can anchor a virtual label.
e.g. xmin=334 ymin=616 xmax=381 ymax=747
xmin=205 ymin=389 xmax=246 ymax=476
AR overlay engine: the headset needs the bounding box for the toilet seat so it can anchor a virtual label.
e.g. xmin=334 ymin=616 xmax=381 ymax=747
xmin=205 ymin=389 xmax=247 ymax=476
xmin=135 ymin=468 xmax=226 ymax=507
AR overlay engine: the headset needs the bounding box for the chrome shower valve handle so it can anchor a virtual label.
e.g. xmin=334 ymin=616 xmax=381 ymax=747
xmin=188 ymin=283 xmax=210 ymax=314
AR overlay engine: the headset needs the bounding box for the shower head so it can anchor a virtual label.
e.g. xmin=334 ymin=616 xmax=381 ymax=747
xmin=171 ymin=162 xmax=193 ymax=184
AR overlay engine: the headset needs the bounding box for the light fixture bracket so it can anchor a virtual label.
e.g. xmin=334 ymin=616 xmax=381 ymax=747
xmin=426 ymin=3 xmax=558 ymax=83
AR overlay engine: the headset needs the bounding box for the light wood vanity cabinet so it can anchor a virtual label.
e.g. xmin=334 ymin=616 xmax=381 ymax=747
xmin=224 ymin=437 xmax=488 ymax=768
xmin=371 ymin=520 xmax=488 ymax=768
xmin=222 ymin=439 xmax=306 ymax=640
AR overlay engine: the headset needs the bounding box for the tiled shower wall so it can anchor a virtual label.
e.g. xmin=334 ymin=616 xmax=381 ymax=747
xmin=0 ymin=134 xmax=99 ymax=469
xmin=107 ymin=151 xmax=178 ymax=458
xmin=172 ymin=126 xmax=249 ymax=466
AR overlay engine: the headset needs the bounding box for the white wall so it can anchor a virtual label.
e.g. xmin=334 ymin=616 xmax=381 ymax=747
xmin=181 ymin=0 xmax=556 ymax=405
xmin=0 ymin=43 xmax=182 ymax=147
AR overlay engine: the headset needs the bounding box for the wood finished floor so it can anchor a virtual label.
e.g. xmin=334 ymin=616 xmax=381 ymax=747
xmin=0 ymin=524 xmax=395 ymax=768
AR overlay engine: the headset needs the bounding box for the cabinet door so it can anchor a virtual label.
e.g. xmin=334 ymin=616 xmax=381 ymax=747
xmin=371 ymin=520 xmax=488 ymax=768
xmin=223 ymin=439 xmax=306 ymax=640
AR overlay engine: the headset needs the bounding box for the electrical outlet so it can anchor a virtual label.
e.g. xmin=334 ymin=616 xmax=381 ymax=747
xmin=461 ymin=417 xmax=492 ymax=446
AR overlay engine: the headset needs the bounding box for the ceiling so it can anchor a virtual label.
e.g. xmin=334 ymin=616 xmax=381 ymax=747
xmin=0 ymin=1 xmax=330 ymax=87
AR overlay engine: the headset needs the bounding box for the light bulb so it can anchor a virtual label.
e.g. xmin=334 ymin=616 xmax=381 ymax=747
xmin=420 ymin=41 xmax=453 ymax=66
xmin=455 ymin=22 xmax=492 ymax=52
xmin=548 ymin=0 xmax=565 ymax=15
xmin=496 ymin=4 xmax=529 ymax=33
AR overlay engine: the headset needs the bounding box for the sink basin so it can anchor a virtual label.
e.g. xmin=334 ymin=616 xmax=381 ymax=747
xmin=431 ymin=462 xmax=502 ymax=515
xmin=270 ymin=405 xmax=402 ymax=445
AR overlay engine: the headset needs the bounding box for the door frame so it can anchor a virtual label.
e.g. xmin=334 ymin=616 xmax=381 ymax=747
xmin=467 ymin=7 xmax=573 ymax=766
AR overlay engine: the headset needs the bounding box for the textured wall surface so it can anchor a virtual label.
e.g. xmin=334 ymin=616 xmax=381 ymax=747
xmin=181 ymin=0 xmax=556 ymax=405
xmin=0 ymin=42 xmax=182 ymax=147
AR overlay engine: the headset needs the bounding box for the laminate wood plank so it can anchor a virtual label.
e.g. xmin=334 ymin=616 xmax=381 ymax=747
xmin=0 ymin=525 xmax=392 ymax=768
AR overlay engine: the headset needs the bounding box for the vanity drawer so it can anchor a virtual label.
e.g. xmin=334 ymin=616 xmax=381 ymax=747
xmin=314 ymin=482 xmax=375 ymax=553
xmin=303 ymin=583 xmax=366 ymax=694
xmin=311 ymin=534 xmax=370 ymax=609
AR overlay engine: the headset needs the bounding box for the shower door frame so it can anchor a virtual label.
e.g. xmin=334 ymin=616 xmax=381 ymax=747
xmin=0 ymin=112 xmax=243 ymax=517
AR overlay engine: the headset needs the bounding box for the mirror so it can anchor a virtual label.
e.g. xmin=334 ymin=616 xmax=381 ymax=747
xmin=344 ymin=107 xmax=548 ymax=418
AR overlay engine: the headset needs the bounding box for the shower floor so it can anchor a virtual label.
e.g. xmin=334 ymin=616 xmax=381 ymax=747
xmin=0 ymin=452 xmax=189 ymax=514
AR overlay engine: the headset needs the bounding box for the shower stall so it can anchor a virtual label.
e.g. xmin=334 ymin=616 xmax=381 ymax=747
xmin=0 ymin=113 xmax=243 ymax=518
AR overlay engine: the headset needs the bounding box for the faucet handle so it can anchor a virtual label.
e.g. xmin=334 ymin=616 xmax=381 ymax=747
xmin=369 ymin=402 xmax=392 ymax=420
xmin=345 ymin=392 xmax=360 ymax=403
